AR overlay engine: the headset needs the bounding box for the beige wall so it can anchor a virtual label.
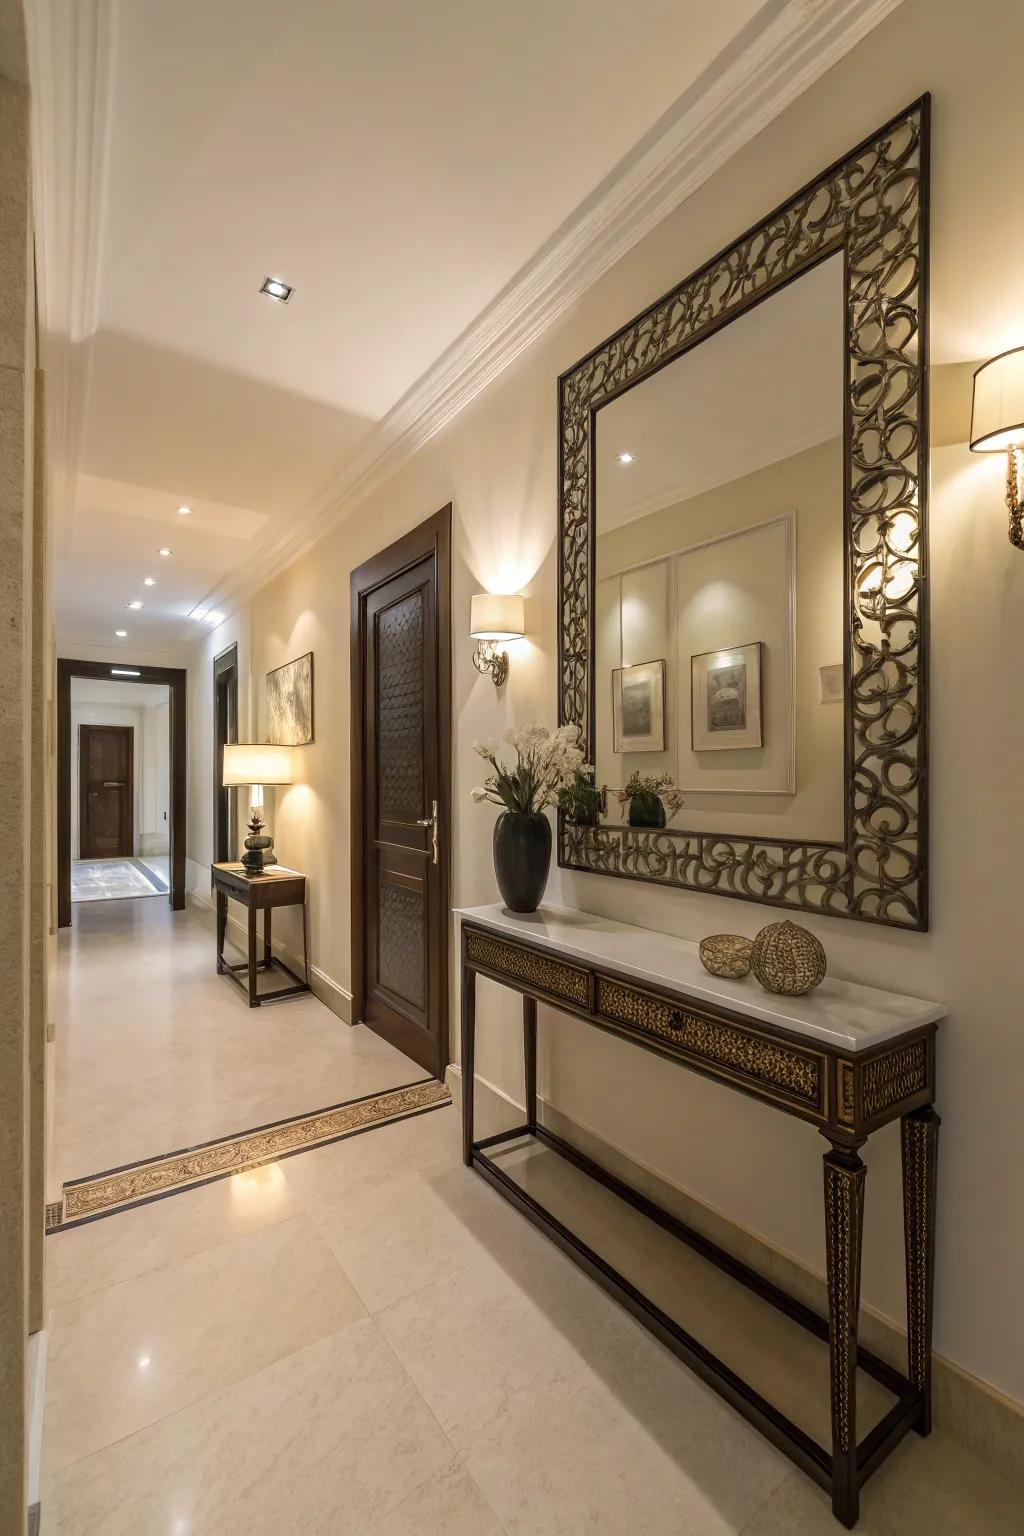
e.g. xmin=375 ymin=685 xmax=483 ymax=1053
xmin=187 ymin=0 xmax=1024 ymax=1408
xmin=0 ymin=0 xmax=39 ymax=1523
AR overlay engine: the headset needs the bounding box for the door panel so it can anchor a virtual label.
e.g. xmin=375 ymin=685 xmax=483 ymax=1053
xmin=213 ymin=645 xmax=239 ymax=864
xmin=79 ymin=724 xmax=133 ymax=858
xmin=364 ymin=564 xmax=440 ymax=1065
xmin=353 ymin=507 xmax=451 ymax=1081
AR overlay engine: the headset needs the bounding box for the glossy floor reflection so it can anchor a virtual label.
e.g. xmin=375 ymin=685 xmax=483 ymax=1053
xmin=43 ymin=1106 xmax=1022 ymax=1536
xmin=51 ymin=898 xmax=421 ymax=1187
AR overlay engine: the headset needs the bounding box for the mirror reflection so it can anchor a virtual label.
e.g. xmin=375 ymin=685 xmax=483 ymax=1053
xmin=594 ymin=253 xmax=845 ymax=840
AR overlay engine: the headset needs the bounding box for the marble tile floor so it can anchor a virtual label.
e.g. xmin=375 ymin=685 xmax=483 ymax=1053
xmin=42 ymin=1104 xmax=1021 ymax=1536
xmin=51 ymin=897 xmax=427 ymax=1190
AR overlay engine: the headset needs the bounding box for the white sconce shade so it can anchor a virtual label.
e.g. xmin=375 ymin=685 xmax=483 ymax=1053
xmin=222 ymin=743 xmax=293 ymax=787
xmin=469 ymin=592 xmax=525 ymax=641
xmin=970 ymin=348 xmax=1024 ymax=452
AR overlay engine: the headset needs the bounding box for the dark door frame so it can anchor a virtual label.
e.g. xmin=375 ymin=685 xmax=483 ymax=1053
xmin=350 ymin=504 xmax=452 ymax=1076
xmin=213 ymin=642 xmax=239 ymax=866
xmin=57 ymin=658 xmax=187 ymax=927
xmin=78 ymin=722 xmax=134 ymax=859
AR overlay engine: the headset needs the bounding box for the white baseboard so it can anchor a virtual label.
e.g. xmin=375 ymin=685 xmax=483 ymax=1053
xmin=26 ymin=1328 xmax=46 ymax=1507
xmin=446 ymin=1066 xmax=1024 ymax=1486
xmin=186 ymin=886 xmax=353 ymax=1022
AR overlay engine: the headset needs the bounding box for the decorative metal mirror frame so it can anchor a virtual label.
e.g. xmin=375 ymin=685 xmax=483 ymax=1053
xmin=557 ymin=98 xmax=930 ymax=931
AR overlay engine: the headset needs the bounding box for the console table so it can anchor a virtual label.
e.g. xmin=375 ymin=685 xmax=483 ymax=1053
xmin=212 ymin=862 xmax=311 ymax=1007
xmin=458 ymin=903 xmax=944 ymax=1528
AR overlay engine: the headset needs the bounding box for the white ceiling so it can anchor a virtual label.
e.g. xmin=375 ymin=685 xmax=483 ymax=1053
xmin=31 ymin=0 xmax=898 ymax=648
xmin=597 ymin=254 xmax=844 ymax=529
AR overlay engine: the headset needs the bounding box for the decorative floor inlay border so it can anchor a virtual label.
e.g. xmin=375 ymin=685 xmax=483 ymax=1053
xmin=48 ymin=1078 xmax=451 ymax=1230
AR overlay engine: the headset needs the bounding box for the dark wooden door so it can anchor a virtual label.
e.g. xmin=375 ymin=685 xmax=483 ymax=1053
xmin=213 ymin=644 xmax=239 ymax=864
xmin=352 ymin=508 xmax=451 ymax=1080
xmin=79 ymin=725 xmax=133 ymax=858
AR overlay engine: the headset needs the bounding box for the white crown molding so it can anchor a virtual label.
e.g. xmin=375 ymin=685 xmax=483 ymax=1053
xmin=185 ymin=0 xmax=905 ymax=632
xmin=26 ymin=0 xmax=115 ymax=544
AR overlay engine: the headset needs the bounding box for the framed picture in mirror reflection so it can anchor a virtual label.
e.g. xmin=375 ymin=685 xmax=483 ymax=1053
xmin=691 ymin=642 xmax=762 ymax=751
xmin=612 ymin=659 xmax=665 ymax=753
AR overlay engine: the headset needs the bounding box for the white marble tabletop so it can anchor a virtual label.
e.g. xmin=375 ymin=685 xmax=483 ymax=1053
xmin=455 ymin=903 xmax=945 ymax=1054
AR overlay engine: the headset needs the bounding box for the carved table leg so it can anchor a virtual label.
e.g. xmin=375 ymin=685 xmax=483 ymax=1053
xmin=524 ymin=995 xmax=537 ymax=1130
xmin=823 ymin=1138 xmax=866 ymax=1528
xmin=215 ymin=890 xmax=227 ymax=972
xmin=264 ymin=907 xmax=273 ymax=968
xmin=247 ymin=905 xmax=259 ymax=1007
xmin=902 ymin=1107 xmax=940 ymax=1435
xmin=461 ymin=965 xmax=476 ymax=1166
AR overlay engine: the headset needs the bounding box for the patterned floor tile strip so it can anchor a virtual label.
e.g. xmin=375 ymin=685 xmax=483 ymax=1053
xmin=51 ymin=1080 xmax=451 ymax=1228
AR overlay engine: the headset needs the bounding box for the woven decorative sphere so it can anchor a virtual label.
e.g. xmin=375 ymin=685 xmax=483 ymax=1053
xmin=699 ymin=933 xmax=753 ymax=980
xmin=750 ymin=921 xmax=826 ymax=996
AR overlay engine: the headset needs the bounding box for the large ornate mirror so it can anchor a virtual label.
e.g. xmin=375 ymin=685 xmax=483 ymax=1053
xmin=558 ymin=99 xmax=929 ymax=930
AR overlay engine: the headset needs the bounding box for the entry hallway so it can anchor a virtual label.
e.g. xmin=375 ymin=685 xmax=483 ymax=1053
xmin=42 ymin=1099 xmax=1019 ymax=1535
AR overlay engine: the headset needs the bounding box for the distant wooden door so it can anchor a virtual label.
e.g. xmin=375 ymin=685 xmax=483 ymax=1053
xmin=213 ymin=643 xmax=239 ymax=864
xmin=79 ymin=725 xmax=133 ymax=858
xmin=352 ymin=508 xmax=451 ymax=1080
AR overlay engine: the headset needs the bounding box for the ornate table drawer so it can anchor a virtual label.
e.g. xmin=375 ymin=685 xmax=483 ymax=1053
xmin=463 ymin=928 xmax=590 ymax=1010
xmin=594 ymin=974 xmax=826 ymax=1117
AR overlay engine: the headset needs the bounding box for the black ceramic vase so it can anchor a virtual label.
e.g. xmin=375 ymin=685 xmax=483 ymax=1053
xmin=493 ymin=811 xmax=551 ymax=913
xmin=628 ymin=791 xmax=666 ymax=828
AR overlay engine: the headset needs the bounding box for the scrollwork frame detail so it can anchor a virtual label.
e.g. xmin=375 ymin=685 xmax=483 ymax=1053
xmin=557 ymin=98 xmax=930 ymax=931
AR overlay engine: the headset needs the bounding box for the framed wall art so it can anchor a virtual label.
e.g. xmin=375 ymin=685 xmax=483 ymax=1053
xmin=691 ymin=643 xmax=762 ymax=751
xmin=612 ymin=659 xmax=665 ymax=753
xmin=266 ymin=651 xmax=314 ymax=746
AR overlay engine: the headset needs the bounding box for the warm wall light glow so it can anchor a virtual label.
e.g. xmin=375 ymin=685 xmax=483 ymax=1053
xmin=177 ymin=505 xmax=192 ymax=515
xmin=205 ymin=611 xmax=224 ymax=625
xmin=222 ymin=743 xmax=293 ymax=787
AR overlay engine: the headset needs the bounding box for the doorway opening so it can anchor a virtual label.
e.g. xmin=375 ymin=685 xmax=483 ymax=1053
xmin=57 ymin=659 xmax=187 ymax=925
xmin=351 ymin=505 xmax=452 ymax=1081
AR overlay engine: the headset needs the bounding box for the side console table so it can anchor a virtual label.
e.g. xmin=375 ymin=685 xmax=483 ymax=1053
xmin=458 ymin=903 xmax=944 ymax=1528
xmin=212 ymin=862 xmax=311 ymax=1008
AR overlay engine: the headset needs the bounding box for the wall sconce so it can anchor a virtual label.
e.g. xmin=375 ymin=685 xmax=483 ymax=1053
xmin=970 ymin=346 xmax=1024 ymax=549
xmin=222 ymin=743 xmax=293 ymax=872
xmin=469 ymin=592 xmax=525 ymax=687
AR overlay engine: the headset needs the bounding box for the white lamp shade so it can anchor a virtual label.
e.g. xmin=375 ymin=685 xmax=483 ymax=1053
xmin=469 ymin=592 xmax=525 ymax=641
xmin=222 ymin=742 xmax=293 ymax=787
xmin=970 ymin=347 xmax=1024 ymax=452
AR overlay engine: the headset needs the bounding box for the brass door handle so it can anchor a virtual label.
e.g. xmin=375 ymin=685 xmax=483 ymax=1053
xmin=103 ymin=781 xmax=125 ymax=787
xmin=415 ymin=800 xmax=439 ymax=865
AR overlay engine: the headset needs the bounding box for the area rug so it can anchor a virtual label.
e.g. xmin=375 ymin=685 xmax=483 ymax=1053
xmin=71 ymin=858 xmax=168 ymax=902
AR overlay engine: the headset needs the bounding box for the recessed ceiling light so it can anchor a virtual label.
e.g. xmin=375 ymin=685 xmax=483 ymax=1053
xmin=143 ymin=577 xmax=156 ymax=586
xmin=616 ymin=452 xmax=635 ymax=464
xmin=114 ymin=629 xmax=127 ymax=638
xmin=176 ymin=505 xmax=192 ymax=516
xmin=127 ymin=600 xmax=143 ymax=610
xmin=158 ymin=548 xmax=172 ymax=557
xmin=260 ymin=275 xmax=293 ymax=304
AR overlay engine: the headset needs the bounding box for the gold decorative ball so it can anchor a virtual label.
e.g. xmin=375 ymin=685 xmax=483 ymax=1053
xmin=699 ymin=933 xmax=753 ymax=980
xmin=750 ymin=921 xmax=826 ymax=996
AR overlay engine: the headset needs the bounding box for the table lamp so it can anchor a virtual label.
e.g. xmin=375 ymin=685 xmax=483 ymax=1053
xmin=222 ymin=743 xmax=293 ymax=873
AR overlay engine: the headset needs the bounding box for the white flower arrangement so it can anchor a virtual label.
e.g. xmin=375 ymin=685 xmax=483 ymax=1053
xmin=472 ymin=724 xmax=590 ymax=814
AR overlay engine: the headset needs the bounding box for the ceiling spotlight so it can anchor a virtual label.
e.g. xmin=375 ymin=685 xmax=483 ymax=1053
xmin=115 ymin=629 xmax=127 ymax=638
xmin=260 ymin=275 xmax=293 ymax=304
xmin=176 ymin=505 xmax=192 ymax=516
xmin=158 ymin=547 xmax=172 ymax=557
xmin=143 ymin=577 xmax=156 ymax=586
xmin=127 ymin=600 xmax=143 ymax=610
xmin=616 ymin=452 xmax=635 ymax=465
